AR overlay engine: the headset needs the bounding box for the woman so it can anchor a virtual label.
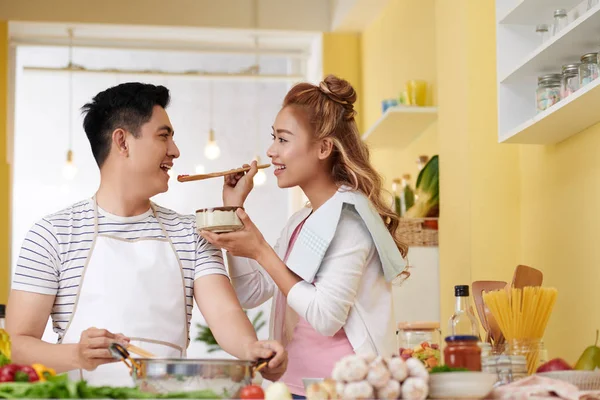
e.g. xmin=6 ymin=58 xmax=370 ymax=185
xmin=200 ymin=75 xmax=409 ymax=399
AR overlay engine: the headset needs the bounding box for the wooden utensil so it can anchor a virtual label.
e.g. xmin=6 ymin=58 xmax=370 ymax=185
xmin=511 ymin=264 xmax=543 ymax=289
xmin=177 ymin=164 xmax=271 ymax=182
xmin=127 ymin=344 xmax=156 ymax=358
xmin=472 ymin=280 xmax=507 ymax=345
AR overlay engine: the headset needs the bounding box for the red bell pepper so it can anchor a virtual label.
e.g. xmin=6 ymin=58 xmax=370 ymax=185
xmin=0 ymin=364 xmax=40 ymax=382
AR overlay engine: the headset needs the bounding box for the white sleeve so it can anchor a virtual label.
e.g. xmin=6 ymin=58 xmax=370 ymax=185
xmin=286 ymin=209 xmax=373 ymax=336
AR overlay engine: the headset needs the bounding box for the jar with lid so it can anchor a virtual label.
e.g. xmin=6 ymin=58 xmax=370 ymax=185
xmin=579 ymin=53 xmax=599 ymax=87
xmin=397 ymin=321 xmax=441 ymax=371
xmin=482 ymin=355 xmax=528 ymax=387
xmin=561 ymin=64 xmax=581 ymax=99
xmin=535 ymin=24 xmax=550 ymax=44
xmin=444 ymin=335 xmax=482 ymax=372
xmin=536 ymin=74 xmax=561 ymax=112
xmin=506 ymin=338 xmax=548 ymax=375
xmin=552 ymin=9 xmax=568 ymax=36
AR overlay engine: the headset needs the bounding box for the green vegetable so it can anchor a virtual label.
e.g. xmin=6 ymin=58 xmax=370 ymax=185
xmin=0 ymin=354 xmax=9 ymax=368
xmin=0 ymin=374 xmax=221 ymax=399
xmin=430 ymin=365 xmax=469 ymax=374
xmin=405 ymin=155 xmax=439 ymax=218
xmin=196 ymin=310 xmax=266 ymax=353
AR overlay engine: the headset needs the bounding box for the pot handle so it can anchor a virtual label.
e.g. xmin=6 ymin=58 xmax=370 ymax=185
xmin=109 ymin=342 xmax=142 ymax=378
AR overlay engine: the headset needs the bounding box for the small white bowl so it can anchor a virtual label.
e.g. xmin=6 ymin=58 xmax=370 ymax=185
xmin=196 ymin=207 xmax=244 ymax=233
xmin=429 ymin=371 xmax=498 ymax=399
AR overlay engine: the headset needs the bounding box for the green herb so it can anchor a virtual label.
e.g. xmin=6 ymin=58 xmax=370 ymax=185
xmin=0 ymin=354 xmax=10 ymax=368
xmin=430 ymin=365 xmax=470 ymax=374
xmin=196 ymin=310 xmax=266 ymax=353
xmin=0 ymin=374 xmax=222 ymax=399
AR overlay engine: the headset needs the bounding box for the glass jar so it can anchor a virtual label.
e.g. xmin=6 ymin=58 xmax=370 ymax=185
xmin=397 ymin=322 xmax=441 ymax=371
xmin=561 ymin=64 xmax=581 ymax=99
xmin=444 ymin=335 xmax=482 ymax=372
xmin=579 ymin=53 xmax=599 ymax=87
xmin=535 ymin=24 xmax=550 ymax=44
xmin=552 ymin=9 xmax=568 ymax=36
xmin=482 ymin=355 xmax=528 ymax=387
xmin=536 ymin=74 xmax=561 ymax=112
xmin=588 ymin=0 xmax=599 ymax=11
xmin=506 ymin=338 xmax=548 ymax=375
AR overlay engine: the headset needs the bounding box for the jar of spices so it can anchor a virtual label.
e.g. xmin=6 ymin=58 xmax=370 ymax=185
xmin=536 ymin=74 xmax=561 ymax=112
xmin=397 ymin=322 xmax=442 ymax=371
xmin=579 ymin=53 xmax=599 ymax=87
xmin=482 ymin=355 xmax=527 ymax=387
xmin=444 ymin=335 xmax=482 ymax=372
xmin=535 ymin=24 xmax=550 ymax=44
xmin=552 ymin=9 xmax=568 ymax=36
xmin=561 ymin=64 xmax=581 ymax=99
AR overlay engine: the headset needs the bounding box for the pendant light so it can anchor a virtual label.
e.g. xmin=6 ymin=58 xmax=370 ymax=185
xmin=62 ymin=28 xmax=78 ymax=181
xmin=204 ymin=80 xmax=221 ymax=160
xmin=250 ymin=8 xmax=266 ymax=187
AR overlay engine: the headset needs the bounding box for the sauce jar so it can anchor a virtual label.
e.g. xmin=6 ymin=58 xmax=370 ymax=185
xmin=397 ymin=322 xmax=441 ymax=371
xmin=444 ymin=335 xmax=482 ymax=371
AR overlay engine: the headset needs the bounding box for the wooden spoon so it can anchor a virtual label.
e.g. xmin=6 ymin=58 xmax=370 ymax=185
xmin=127 ymin=344 xmax=156 ymax=358
xmin=177 ymin=164 xmax=271 ymax=182
xmin=512 ymin=265 xmax=543 ymax=289
xmin=471 ymin=281 xmax=506 ymax=343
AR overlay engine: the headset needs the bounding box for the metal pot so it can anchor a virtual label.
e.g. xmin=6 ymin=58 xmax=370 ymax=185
xmin=109 ymin=343 xmax=268 ymax=398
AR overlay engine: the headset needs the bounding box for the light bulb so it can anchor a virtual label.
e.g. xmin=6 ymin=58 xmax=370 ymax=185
xmin=195 ymin=164 xmax=206 ymax=174
xmin=204 ymin=140 xmax=221 ymax=160
xmin=62 ymin=150 xmax=77 ymax=180
xmin=254 ymin=169 xmax=267 ymax=186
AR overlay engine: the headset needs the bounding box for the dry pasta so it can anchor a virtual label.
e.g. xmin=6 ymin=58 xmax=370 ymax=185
xmin=483 ymin=287 xmax=558 ymax=374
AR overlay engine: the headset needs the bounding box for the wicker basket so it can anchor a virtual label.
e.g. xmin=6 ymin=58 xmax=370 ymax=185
xmin=537 ymin=371 xmax=600 ymax=391
xmin=398 ymin=218 xmax=439 ymax=247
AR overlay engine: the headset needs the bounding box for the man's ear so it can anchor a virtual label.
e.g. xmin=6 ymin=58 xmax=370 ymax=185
xmin=317 ymin=138 xmax=334 ymax=160
xmin=112 ymin=128 xmax=129 ymax=156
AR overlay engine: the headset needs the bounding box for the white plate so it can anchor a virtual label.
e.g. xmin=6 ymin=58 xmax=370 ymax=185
xmin=429 ymin=372 xmax=498 ymax=399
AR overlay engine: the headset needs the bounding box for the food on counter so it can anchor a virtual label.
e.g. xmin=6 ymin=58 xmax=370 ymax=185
xmin=195 ymin=207 xmax=244 ymax=233
xmin=240 ymin=384 xmax=265 ymax=399
xmin=0 ymin=364 xmax=39 ymax=383
xmin=444 ymin=335 xmax=482 ymax=372
xmin=429 ymin=365 xmax=469 ymax=373
xmin=306 ymin=379 xmax=337 ymax=400
xmin=536 ymin=358 xmax=573 ymax=373
xmin=30 ymin=364 xmax=56 ymax=382
xmin=399 ymin=342 xmax=440 ymax=370
xmin=575 ymin=329 xmax=600 ymax=371
xmin=0 ymin=329 xmax=9 ymax=361
xmin=483 ymin=287 xmax=558 ymax=375
xmin=264 ymin=382 xmax=292 ymax=400
xmin=329 ymin=354 xmax=428 ymax=400
xmin=0 ymin=374 xmax=222 ymax=398
xmin=401 ymin=377 xmax=428 ymax=400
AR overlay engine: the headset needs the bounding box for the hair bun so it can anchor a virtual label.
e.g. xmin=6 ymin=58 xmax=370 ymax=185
xmin=319 ymin=75 xmax=357 ymax=106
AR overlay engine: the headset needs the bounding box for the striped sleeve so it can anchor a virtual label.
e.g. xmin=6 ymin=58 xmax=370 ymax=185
xmin=12 ymin=219 xmax=61 ymax=295
xmin=193 ymin=230 xmax=227 ymax=280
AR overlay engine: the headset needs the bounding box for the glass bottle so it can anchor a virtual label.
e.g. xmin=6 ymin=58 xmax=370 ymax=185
xmin=392 ymin=178 xmax=402 ymax=216
xmin=579 ymin=53 xmax=599 ymax=87
xmin=535 ymin=24 xmax=550 ymax=45
xmin=561 ymin=63 xmax=581 ymax=99
xmin=402 ymin=174 xmax=415 ymax=213
xmin=448 ymin=285 xmax=480 ymax=338
xmin=552 ymin=9 xmax=568 ymax=36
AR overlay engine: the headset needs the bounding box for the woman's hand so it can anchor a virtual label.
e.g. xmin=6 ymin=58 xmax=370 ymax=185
xmin=200 ymin=208 xmax=270 ymax=261
xmin=222 ymin=161 xmax=258 ymax=207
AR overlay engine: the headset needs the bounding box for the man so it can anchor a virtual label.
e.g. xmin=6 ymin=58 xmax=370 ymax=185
xmin=6 ymin=82 xmax=287 ymax=386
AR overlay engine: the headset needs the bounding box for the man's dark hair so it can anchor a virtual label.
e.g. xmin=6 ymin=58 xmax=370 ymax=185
xmin=81 ymin=82 xmax=171 ymax=167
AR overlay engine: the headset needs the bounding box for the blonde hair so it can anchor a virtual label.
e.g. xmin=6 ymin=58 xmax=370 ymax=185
xmin=283 ymin=74 xmax=408 ymax=258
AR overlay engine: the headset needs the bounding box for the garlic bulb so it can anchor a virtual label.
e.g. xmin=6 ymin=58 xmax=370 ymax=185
xmin=342 ymin=381 xmax=374 ymax=400
xmin=405 ymin=357 xmax=429 ymax=382
xmin=366 ymin=358 xmax=391 ymax=388
xmin=401 ymin=377 xmax=428 ymax=400
xmin=376 ymin=378 xmax=401 ymax=399
xmin=386 ymin=356 xmax=409 ymax=382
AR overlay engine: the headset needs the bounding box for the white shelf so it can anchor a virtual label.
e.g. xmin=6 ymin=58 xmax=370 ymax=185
xmin=501 ymin=3 xmax=600 ymax=83
xmin=502 ymin=77 xmax=600 ymax=144
xmin=362 ymin=106 xmax=437 ymax=149
xmin=499 ymin=0 xmax=583 ymax=25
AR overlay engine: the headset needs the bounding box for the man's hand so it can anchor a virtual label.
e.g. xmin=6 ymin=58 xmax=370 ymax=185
xmin=244 ymin=340 xmax=288 ymax=382
xmin=77 ymin=328 xmax=129 ymax=371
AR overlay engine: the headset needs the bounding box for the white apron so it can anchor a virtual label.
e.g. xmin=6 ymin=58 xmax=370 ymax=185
xmin=60 ymin=199 xmax=188 ymax=387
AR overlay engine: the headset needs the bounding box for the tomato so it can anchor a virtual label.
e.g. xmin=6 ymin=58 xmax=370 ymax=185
xmin=240 ymin=384 xmax=265 ymax=399
xmin=18 ymin=366 xmax=39 ymax=382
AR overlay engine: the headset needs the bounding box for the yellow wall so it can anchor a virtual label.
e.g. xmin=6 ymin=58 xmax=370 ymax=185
xmin=322 ymin=33 xmax=363 ymax=132
xmin=361 ymin=0 xmax=438 ymax=194
xmin=0 ymin=21 xmax=9 ymax=303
